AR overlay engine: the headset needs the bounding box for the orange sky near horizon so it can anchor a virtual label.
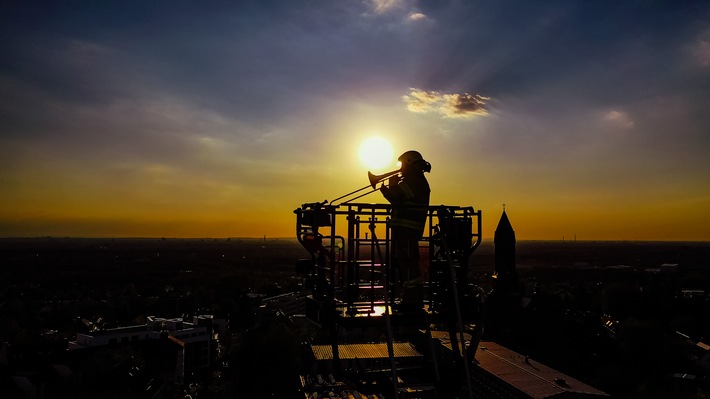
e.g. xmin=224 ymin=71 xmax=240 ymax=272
xmin=2 ymin=131 xmax=708 ymax=241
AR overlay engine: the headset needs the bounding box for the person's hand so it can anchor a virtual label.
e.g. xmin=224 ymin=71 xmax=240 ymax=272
xmin=388 ymin=174 xmax=401 ymax=186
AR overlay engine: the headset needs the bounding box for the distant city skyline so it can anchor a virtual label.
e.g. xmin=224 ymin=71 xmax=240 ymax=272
xmin=1 ymin=1 xmax=709 ymax=240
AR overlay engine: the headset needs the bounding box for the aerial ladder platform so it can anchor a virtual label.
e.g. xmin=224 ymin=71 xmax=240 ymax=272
xmin=294 ymin=195 xmax=484 ymax=398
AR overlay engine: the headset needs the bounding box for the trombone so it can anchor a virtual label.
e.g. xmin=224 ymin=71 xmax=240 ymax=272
xmin=329 ymin=169 xmax=401 ymax=205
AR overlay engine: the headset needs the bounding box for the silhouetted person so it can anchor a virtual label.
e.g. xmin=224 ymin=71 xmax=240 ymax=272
xmin=380 ymin=150 xmax=431 ymax=309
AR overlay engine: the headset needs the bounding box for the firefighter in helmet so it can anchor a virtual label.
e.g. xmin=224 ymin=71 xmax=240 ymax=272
xmin=380 ymin=150 xmax=431 ymax=309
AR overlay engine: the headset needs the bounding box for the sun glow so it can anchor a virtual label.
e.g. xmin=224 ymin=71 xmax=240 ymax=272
xmin=358 ymin=136 xmax=394 ymax=170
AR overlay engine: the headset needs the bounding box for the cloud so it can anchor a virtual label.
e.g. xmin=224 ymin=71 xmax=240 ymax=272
xmin=407 ymin=12 xmax=427 ymax=22
xmin=369 ymin=0 xmax=405 ymax=14
xmin=366 ymin=0 xmax=428 ymax=22
xmin=402 ymin=88 xmax=490 ymax=118
xmin=603 ymin=110 xmax=635 ymax=129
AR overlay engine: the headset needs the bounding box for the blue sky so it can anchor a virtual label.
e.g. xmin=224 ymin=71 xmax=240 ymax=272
xmin=1 ymin=0 xmax=709 ymax=239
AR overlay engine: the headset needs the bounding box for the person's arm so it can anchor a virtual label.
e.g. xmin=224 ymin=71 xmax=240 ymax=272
xmin=380 ymin=180 xmax=406 ymax=204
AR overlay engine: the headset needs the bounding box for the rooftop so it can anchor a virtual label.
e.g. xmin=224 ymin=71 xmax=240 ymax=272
xmin=474 ymin=341 xmax=610 ymax=398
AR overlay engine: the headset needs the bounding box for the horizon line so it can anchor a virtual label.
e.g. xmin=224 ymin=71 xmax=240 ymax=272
xmin=1 ymin=236 xmax=708 ymax=243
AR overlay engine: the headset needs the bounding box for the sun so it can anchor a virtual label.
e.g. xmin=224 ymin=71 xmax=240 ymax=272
xmin=359 ymin=136 xmax=394 ymax=170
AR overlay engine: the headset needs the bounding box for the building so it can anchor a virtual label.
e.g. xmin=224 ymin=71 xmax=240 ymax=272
xmin=68 ymin=315 xmax=225 ymax=384
xmin=487 ymin=209 xmax=523 ymax=340
xmin=494 ymin=209 xmax=517 ymax=288
xmin=471 ymin=341 xmax=610 ymax=398
xmin=262 ymin=291 xmax=307 ymax=316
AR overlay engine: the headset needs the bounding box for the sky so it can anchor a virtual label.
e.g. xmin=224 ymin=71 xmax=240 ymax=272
xmin=1 ymin=0 xmax=709 ymax=241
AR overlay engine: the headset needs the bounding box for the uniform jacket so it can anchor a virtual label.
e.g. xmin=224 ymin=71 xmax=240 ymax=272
xmin=381 ymin=172 xmax=430 ymax=235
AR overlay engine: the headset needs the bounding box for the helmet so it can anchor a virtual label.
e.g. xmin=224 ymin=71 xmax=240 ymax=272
xmin=398 ymin=150 xmax=423 ymax=165
xmin=398 ymin=150 xmax=431 ymax=173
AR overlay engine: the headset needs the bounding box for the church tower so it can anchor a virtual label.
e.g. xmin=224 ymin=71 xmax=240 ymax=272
xmin=485 ymin=208 xmax=521 ymax=341
xmin=494 ymin=208 xmax=517 ymax=289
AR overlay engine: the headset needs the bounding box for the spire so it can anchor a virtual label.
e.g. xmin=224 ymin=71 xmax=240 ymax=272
xmin=494 ymin=208 xmax=517 ymax=288
xmin=495 ymin=209 xmax=515 ymax=243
